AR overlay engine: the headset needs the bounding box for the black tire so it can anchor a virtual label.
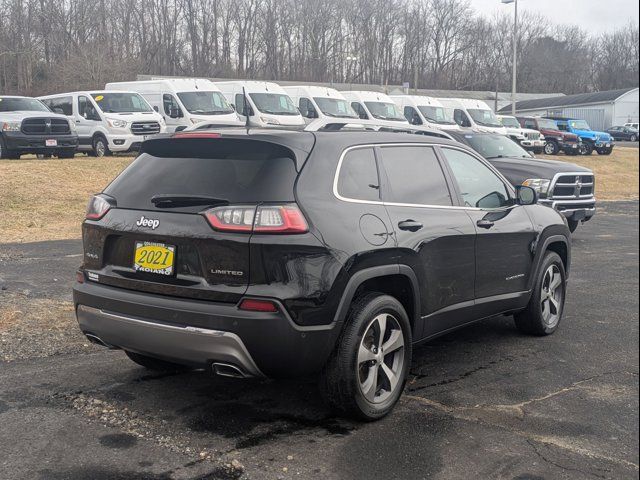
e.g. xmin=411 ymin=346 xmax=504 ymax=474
xmin=319 ymin=293 xmax=412 ymax=421
xmin=543 ymin=141 xmax=559 ymax=155
xmin=567 ymin=220 xmax=579 ymax=233
xmin=579 ymin=142 xmax=593 ymax=155
xmin=125 ymin=351 xmax=189 ymax=372
xmin=630 ymin=134 xmax=637 ymax=142
xmin=0 ymin=136 xmax=18 ymax=159
xmin=56 ymin=148 xmax=76 ymax=159
xmin=596 ymin=147 xmax=613 ymax=155
xmin=92 ymin=135 xmax=110 ymax=157
xmin=565 ymin=149 xmax=579 ymax=156
xmin=533 ymin=148 xmax=543 ymax=155
xmin=514 ymin=252 xmax=566 ymax=336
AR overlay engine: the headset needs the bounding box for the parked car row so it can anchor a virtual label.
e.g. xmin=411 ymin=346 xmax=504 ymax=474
xmin=3 ymin=79 xmax=634 ymax=160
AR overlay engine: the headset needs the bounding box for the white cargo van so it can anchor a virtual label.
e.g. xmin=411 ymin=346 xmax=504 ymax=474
xmin=438 ymin=98 xmax=507 ymax=135
xmin=341 ymin=91 xmax=410 ymax=128
xmin=282 ymin=86 xmax=359 ymax=122
xmin=390 ymin=95 xmax=460 ymax=131
xmin=105 ymin=78 xmax=242 ymax=132
xmin=215 ymin=81 xmax=305 ymax=127
xmin=39 ymin=91 xmax=166 ymax=156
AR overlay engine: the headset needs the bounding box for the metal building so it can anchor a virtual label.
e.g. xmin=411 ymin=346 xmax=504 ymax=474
xmin=499 ymin=88 xmax=639 ymax=131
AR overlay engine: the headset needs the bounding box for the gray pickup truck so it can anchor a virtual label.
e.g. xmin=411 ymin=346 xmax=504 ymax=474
xmin=450 ymin=130 xmax=596 ymax=233
xmin=0 ymin=96 xmax=78 ymax=159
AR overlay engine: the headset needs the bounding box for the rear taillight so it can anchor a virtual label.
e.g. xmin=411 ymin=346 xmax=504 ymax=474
xmin=203 ymin=204 xmax=308 ymax=234
xmin=85 ymin=194 xmax=113 ymax=220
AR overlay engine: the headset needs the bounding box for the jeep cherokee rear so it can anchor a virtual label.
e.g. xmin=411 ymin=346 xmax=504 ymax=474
xmin=74 ymin=129 xmax=571 ymax=420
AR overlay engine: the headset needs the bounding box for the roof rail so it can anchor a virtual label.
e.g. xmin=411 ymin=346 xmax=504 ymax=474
xmin=303 ymin=118 xmax=454 ymax=140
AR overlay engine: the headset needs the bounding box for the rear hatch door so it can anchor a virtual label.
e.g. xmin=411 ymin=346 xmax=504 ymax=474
xmin=82 ymin=135 xmax=308 ymax=303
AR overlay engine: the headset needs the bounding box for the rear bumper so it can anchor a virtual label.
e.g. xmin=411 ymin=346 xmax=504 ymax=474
xmin=77 ymin=305 xmax=264 ymax=377
xmin=3 ymin=132 xmax=78 ymax=152
xmin=73 ymin=281 xmax=339 ymax=378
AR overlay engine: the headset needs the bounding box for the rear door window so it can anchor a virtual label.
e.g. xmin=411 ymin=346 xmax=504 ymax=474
xmin=337 ymin=147 xmax=380 ymax=202
xmin=378 ymin=146 xmax=452 ymax=206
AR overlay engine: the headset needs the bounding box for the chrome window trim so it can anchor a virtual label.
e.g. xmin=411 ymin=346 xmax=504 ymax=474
xmin=332 ymin=143 xmax=516 ymax=212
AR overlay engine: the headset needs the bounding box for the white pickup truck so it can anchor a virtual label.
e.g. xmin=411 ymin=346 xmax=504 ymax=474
xmin=498 ymin=114 xmax=546 ymax=153
xmin=0 ymin=96 xmax=78 ymax=159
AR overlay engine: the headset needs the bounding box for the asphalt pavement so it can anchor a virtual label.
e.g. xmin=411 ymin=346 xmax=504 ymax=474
xmin=0 ymin=201 xmax=638 ymax=480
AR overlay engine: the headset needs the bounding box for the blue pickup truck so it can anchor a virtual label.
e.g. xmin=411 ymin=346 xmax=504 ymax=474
xmin=545 ymin=116 xmax=614 ymax=156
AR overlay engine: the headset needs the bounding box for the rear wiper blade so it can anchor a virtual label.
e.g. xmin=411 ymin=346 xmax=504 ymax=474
xmin=151 ymin=194 xmax=229 ymax=207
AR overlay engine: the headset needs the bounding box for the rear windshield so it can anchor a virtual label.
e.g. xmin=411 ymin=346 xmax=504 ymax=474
xmin=104 ymin=139 xmax=298 ymax=212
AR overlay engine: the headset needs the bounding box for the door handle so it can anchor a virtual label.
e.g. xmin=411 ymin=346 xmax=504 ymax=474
xmin=398 ymin=220 xmax=423 ymax=232
xmin=477 ymin=219 xmax=495 ymax=229
xmin=75 ymin=120 xmax=81 ymax=123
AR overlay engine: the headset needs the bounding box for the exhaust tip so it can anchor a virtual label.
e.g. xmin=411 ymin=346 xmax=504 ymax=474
xmin=212 ymin=362 xmax=250 ymax=379
xmin=84 ymin=333 xmax=118 ymax=349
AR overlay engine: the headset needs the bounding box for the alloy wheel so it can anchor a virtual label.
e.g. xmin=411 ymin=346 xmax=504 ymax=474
xmin=357 ymin=313 xmax=405 ymax=404
xmin=540 ymin=265 xmax=564 ymax=328
xmin=544 ymin=142 xmax=555 ymax=155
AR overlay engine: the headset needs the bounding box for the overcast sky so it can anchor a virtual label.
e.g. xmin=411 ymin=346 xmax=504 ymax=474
xmin=468 ymin=0 xmax=639 ymax=34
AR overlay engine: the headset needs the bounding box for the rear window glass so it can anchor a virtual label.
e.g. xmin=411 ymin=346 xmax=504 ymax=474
xmin=379 ymin=146 xmax=452 ymax=206
xmin=337 ymin=147 xmax=380 ymax=202
xmin=104 ymin=139 xmax=298 ymax=211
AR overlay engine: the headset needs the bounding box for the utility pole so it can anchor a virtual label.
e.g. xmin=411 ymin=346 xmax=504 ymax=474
xmin=502 ymin=0 xmax=518 ymax=115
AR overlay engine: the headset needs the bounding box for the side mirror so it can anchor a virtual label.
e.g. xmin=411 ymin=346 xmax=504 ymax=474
xmin=307 ymin=109 xmax=318 ymax=119
xmin=516 ymin=185 xmax=537 ymax=205
xmin=411 ymin=115 xmax=422 ymax=125
xmin=153 ymin=106 xmax=159 ymax=112
xmin=169 ymin=106 xmax=181 ymax=118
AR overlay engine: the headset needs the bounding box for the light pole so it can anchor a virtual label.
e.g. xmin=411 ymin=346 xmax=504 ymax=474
xmin=502 ymin=0 xmax=518 ymax=115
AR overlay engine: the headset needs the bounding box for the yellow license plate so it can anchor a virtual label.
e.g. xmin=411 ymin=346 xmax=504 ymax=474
xmin=134 ymin=242 xmax=175 ymax=276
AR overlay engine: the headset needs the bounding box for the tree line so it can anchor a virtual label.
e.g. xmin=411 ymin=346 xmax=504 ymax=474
xmin=0 ymin=0 xmax=638 ymax=96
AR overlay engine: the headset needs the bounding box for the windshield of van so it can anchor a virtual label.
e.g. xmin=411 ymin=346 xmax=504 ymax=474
xmin=467 ymin=108 xmax=502 ymax=127
xmin=499 ymin=116 xmax=520 ymax=128
xmin=249 ymin=93 xmax=299 ymax=115
xmin=0 ymin=97 xmax=50 ymax=112
xmin=364 ymin=102 xmax=406 ymax=121
xmin=313 ymin=97 xmax=358 ymax=118
xmin=177 ymin=91 xmax=234 ymax=115
xmin=417 ymin=105 xmax=456 ymax=125
xmin=465 ymin=134 xmax=531 ymax=159
xmin=91 ymin=92 xmax=152 ymax=113
xmin=569 ymin=120 xmax=591 ymax=130
xmin=537 ymin=118 xmax=558 ymax=130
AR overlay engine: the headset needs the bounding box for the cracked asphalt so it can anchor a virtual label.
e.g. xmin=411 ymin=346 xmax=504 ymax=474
xmin=0 ymin=201 xmax=638 ymax=480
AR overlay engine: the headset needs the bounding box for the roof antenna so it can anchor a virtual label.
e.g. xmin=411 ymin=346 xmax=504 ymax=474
xmin=243 ymin=86 xmax=250 ymax=131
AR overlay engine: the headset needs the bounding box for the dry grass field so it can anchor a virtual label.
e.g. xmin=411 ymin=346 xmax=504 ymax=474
xmin=539 ymin=146 xmax=639 ymax=201
xmin=0 ymin=155 xmax=134 ymax=243
xmin=0 ymin=147 xmax=638 ymax=244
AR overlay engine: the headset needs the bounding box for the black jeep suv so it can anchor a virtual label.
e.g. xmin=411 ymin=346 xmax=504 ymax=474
xmin=74 ymin=129 xmax=571 ymax=420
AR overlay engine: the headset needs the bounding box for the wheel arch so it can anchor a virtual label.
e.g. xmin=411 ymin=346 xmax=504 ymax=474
xmin=332 ymin=265 xmax=421 ymax=333
xmin=528 ymin=234 xmax=571 ymax=291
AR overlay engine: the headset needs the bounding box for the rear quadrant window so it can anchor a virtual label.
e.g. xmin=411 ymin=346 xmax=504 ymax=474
xmin=379 ymin=146 xmax=452 ymax=206
xmin=337 ymin=147 xmax=380 ymax=202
